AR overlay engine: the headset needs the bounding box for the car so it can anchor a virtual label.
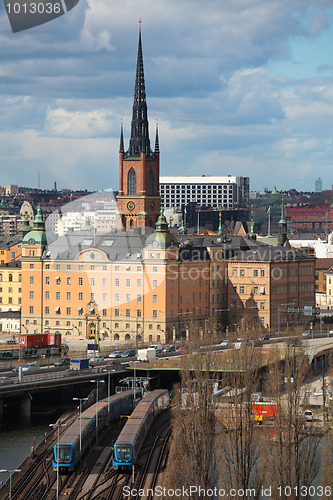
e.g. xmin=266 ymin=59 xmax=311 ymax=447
xmin=109 ymin=351 xmax=124 ymax=358
xmin=162 ymin=345 xmax=176 ymax=352
xmin=54 ymin=357 xmax=71 ymax=367
xmin=0 ymin=376 xmax=14 ymax=384
xmin=220 ymin=340 xmax=230 ymax=348
xmin=176 ymin=346 xmax=188 ymax=352
xmin=89 ymin=355 xmax=105 ymax=366
xmin=258 ymin=334 xmax=270 ymax=341
xmin=304 ymin=410 xmax=313 ymax=421
xmin=148 ymin=344 xmax=163 ymax=353
xmin=302 ymin=331 xmax=311 ymax=337
xmin=106 ymin=360 xmax=120 ymax=368
xmin=13 ymin=362 xmax=40 ymax=373
xmin=329 ymin=329 xmax=333 ymax=337
xmin=121 ymin=350 xmax=136 ymax=358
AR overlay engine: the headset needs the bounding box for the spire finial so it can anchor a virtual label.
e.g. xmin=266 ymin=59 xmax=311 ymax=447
xmin=119 ymin=121 xmax=124 ymax=153
xmin=155 ymin=120 xmax=160 ymax=153
xmin=139 ymin=19 xmax=142 ymax=33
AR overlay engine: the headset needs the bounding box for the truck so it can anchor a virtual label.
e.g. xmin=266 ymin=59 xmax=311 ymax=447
xmin=137 ymin=348 xmax=157 ymax=362
xmin=70 ymin=358 xmax=90 ymax=371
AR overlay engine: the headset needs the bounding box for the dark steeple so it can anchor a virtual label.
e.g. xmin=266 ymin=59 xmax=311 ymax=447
xmin=119 ymin=122 xmax=124 ymax=153
xmin=126 ymin=22 xmax=152 ymax=158
xmin=154 ymin=121 xmax=160 ymax=153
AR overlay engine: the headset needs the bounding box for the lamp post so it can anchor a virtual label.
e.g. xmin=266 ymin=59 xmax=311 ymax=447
xmin=72 ymin=397 xmax=88 ymax=465
xmin=0 ymin=469 xmax=21 ymax=500
xmin=49 ymin=423 xmax=66 ymax=500
xmin=90 ymin=380 xmax=104 ymax=446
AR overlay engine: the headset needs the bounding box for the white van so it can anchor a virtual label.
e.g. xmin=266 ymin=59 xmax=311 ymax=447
xmin=148 ymin=344 xmax=163 ymax=353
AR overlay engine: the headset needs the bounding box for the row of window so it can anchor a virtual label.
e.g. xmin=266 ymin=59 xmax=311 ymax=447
xmin=0 ymin=273 xmax=21 ymax=282
xmin=232 ymin=285 xmax=266 ymax=295
xmin=231 ymin=301 xmax=265 ymax=310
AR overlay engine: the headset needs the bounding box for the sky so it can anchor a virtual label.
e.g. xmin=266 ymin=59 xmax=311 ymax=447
xmin=1 ymin=0 xmax=333 ymax=193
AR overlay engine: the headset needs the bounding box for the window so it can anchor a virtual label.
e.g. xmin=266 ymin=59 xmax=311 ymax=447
xmin=153 ymin=294 xmax=157 ymax=303
xmin=115 ymin=323 xmax=119 ymax=328
xmin=126 ymin=309 xmax=130 ymax=317
xmin=115 ymin=309 xmax=119 ymax=317
xmin=137 ymin=294 xmax=142 ymax=303
xmin=126 ymin=279 xmax=131 ymax=287
xmin=260 ymin=270 xmax=265 ymax=277
xmin=153 ymin=310 xmax=157 ymax=318
xmin=8 ymin=297 xmax=12 ymax=304
xmin=67 ymin=264 xmax=71 ymax=270
xmin=260 ymin=302 xmax=265 ymax=310
xmin=115 ymin=265 xmax=119 ymax=271
xmin=90 ymin=278 xmax=95 ymax=286
xmin=45 ymin=276 xmax=49 ymax=285
xmin=232 ymin=286 xmax=237 ymax=294
xmin=29 ymin=291 xmax=34 ymax=299
xmin=254 ymin=286 xmax=258 ymax=294
xmin=103 ymin=265 xmax=107 ymax=271
xmin=240 ymin=286 xmax=244 ymax=294
xmin=79 ymin=292 xmax=83 ymax=301
xmin=30 ymin=306 xmax=34 ymax=314
xmin=103 ymin=278 xmax=107 ymax=287
xmin=67 ymin=277 xmax=71 ymax=286
xmin=115 ymin=293 xmax=119 ymax=302
xmin=67 ymin=292 xmax=71 ymax=300
xmin=30 ymin=276 xmax=34 ymax=285
xmin=153 ymin=280 xmax=157 ymax=288
xmin=56 ymin=291 xmax=60 ymax=300
xmin=79 ymin=277 xmax=83 ymax=286
xmin=90 ymin=265 xmax=95 ymax=271
xmin=153 ymin=266 xmax=157 ymax=272
xmin=240 ymin=269 xmax=245 ymax=277
xmin=56 ymin=277 xmax=60 ymax=286
xmin=45 ymin=291 xmax=49 ymax=300
xmin=19 ymin=274 xmax=22 ymax=282
xmin=232 ymin=269 xmax=237 ymax=276
xmin=126 ymin=294 xmax=130 ymax=303
xmin=90 ymin=292 xmax=94 ymax=301
xmin=30 ymin=264 xmax=34 ymax=269
xmin=11 ymin=251 xmax=15 ymax=259
xmin=67 ymin=307 xmax=71 ymax=315
xmin=128 ymin=168 xmax=136 ymax=195
xmin=29 ymin=250 xmax=35 ymax=257
xmin=137 ymin=279 xmax=141 ymax=288
xmin=79 ymin=265 xmax=83 ymax=271
xmin=56 ymin=264 xmax=60 ymax=270
xmin=260 ymin=286 xmax=265 ymax=294
xmin=254 ymin=269 xmax=258 ymax=277
xmin=260 ymin=317 xmax=265 ymax=326
xmin=103 ymin=309 xmax=107 ymax=316
xmin=137 ymin=309 xmax=142 ymax=317
xmin=115 ymin=278 xmax=120 ymax=287
xmin=103 ymin=293 xmax=107 ymax=302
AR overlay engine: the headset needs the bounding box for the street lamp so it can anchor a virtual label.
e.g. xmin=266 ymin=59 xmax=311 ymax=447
xmin=72 ymin=397 xmax=88 ymax=465
xmin=90 ymin=379 xmax=104 ymax=446
xmin=49 ymin=423 xmax=66 ymax=500
xmin=0 ymin=469 xmax=21 ymax=500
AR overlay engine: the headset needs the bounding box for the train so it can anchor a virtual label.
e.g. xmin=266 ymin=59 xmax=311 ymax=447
xmin=52 ymin=389 xmax=141 ymax=472
xmin=113 ymin=389 xmax=170 ymax=469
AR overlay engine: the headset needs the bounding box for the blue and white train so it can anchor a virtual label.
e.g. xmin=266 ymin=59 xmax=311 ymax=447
xmin=113 ymin=389 xmax=170 ymax=469
xmin=52 ymin=390 xmax=141 ymax=471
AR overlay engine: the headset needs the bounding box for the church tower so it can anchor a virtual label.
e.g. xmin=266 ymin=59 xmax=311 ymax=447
xmin=117 ymin=24 xmax=160 ymax=232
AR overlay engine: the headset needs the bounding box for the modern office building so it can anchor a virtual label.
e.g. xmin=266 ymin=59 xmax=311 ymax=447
xmin=160 ymin=175 xmax=249 ymax=211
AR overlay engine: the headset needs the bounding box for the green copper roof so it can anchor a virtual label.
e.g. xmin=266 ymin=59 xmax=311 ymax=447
xmin=145 ymin=208 xmax=179 ymax=248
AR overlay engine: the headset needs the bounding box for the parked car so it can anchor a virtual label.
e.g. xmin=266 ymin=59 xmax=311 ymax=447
xmin=106 ymin=360 xmax=120 ymax=368
xmin=304 ymin=410 xmax=313 ymax=422
xmin=329 ymin=329 xmax=333 ymax=337
xmin=258 ymin=334 xmax=270 ymax=341
xmin=13 ymin=362 xmax=40 ymax=373
xmin=163 ymin=345 xmax=176 ymax=352
xmin=176 ymin=346 xmax=188 ymax=352
xmin=109 ymin=351 xmax=124 ymax=358
xmin=54 ymin=357 xmax=71 ymax=367
xmin=89 ymin=355 xmax=105 ymax=366
xmin=220 ymin=340 xmax=230 ymax=348
xmin=148 ymin=344 xmax=163 ymax=353
xmin=121 ymin=349 xmax=136 ymax=358
xmin=0 ymin=376 xmax=14 ymax=384
xmin=302 ymin=331 xmax=311 ymax=337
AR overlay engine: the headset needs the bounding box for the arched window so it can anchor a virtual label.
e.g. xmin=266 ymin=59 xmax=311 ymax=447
xmin=125 ymin=334 xmax=131 ymax=341
xmin=148 ymin=169 xmax=154 ymax=195
xmin=115 ymin=323 xmax=119 ymax=328
xmin=19 ymin=274 xmax=22 ymax=282
xmin=126 ymin=323 xmax=130 ymax=329
xmin=114 ymin=333 xmax=119 ymax=341
xmin=0 ymin=274 xmax=2 ymax=282
xmin=9 ymin=274 xmax=12 ymax=282
xmin=128 ymin=168 xmax=136 ymax=195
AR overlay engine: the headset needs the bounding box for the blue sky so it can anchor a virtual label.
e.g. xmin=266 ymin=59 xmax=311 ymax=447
xmin=1 ymin=0 xmax=333 ymax=193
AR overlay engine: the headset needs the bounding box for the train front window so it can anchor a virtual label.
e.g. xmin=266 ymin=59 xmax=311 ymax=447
xmin=115 ymin=444 xmax=131 ymax=461
xmin=57 ymin=445 xmax=72 ymax=462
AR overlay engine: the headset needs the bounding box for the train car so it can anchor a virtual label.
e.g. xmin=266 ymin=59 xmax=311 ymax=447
xmin=52 ymin=389 xmax=141 ymax=471
xmin=113 ymin=389 xmax=170 ymax=469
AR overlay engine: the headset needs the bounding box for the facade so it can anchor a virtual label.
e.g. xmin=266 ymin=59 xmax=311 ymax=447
xmin=160 ymin=176 xmax=249 ymax=211
xmin=326 ymin=269 xmax=333 ymax=309
xmin=227 ymin=247 xmax=316 ymax=330
xmin=117 ymin=29 xmax=160 ymax=232
xmin=286 ymin=205 xmax=333 ymax=233
xmin=0 ymin=260 xmax=22 ymax=311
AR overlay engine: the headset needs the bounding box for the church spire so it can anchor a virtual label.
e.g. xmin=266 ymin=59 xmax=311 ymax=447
xmin=154 ymin=121 xmax=160 ymax=153
xmin=119 ymin=122 xmax=124 ymax=153
xmin=126 ymin=21 xmax=152 ymax=158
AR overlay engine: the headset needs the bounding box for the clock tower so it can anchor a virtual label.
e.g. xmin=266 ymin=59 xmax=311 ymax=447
xmin=117 ymin=25 xmax=160 ymax=232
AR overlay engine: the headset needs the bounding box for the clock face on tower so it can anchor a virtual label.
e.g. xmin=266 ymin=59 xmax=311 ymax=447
xmin=127 ymin=201 xmax=135 ymax=211
xmin=150 ymin=201 xmax=155 ymax=211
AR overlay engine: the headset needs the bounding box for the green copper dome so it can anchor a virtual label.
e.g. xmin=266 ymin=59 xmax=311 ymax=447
xmin=145 ymin=208 xmax=179 ymax=248
xmin=22 ymin=206 xmax=55 ymax=246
